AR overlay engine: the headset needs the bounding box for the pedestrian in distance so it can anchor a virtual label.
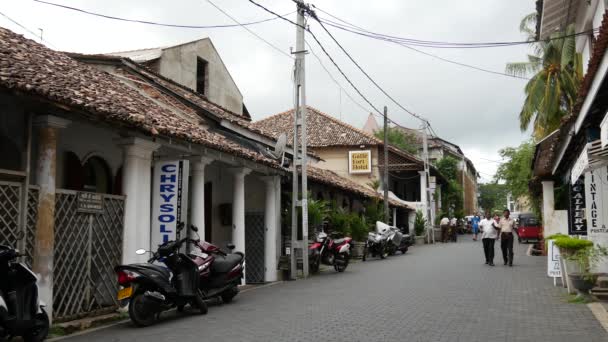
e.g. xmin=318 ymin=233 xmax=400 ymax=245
xmin=498 ymin=209 xmax=515 ymax=266
xmin=471 ymin=214 xmax=480 ymax=241
xmin=479 ymin=212 xmax=498 ymax=266
xmin=449 ymin=217 xmax=458 ymax=242
xmin=440 ymin=216 xmax=450 ymax=243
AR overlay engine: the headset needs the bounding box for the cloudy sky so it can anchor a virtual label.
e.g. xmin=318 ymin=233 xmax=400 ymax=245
xmin=1 ymin=0 xmax=535 ymax=182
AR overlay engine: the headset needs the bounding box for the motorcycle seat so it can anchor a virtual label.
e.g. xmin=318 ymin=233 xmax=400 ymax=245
xmin=212 ymin=253 xmax=243 ymax=273
xmin=333 ymin=238 xmax=346 ymax=245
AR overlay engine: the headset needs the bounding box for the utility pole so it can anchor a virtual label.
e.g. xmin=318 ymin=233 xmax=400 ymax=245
xmin=383 ymin=106 xmax=389 ymax=223
xmin=291 ymin=0 xmax=309 ymax=279
xmin=421 ymin=121 xmax=434 ymax=243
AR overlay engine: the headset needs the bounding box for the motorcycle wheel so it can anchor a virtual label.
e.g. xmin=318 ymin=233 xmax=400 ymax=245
xmin=310 ymin=254 xmax=320 ymax=274
xmin=192 ymin=291 xmax=208 ymax=315
xmin=128 ymin=293 xmax=157 ymax=327
xmin=400 ymin=246 xmax=408 ymax=254
xmin=380 ymin=245 xmax=388 ymax=259
xmin=23 ymin=309 xmax=49 ymax=342
xmin=221 ymin=286 xmax=239 ymax=303
xmin=334 ymin=253 xmax=349 ymax=272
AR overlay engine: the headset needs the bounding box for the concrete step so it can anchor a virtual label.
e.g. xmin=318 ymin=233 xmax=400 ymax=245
xmin=598 ymin=276 xmax=608 ymax=288
xmin=591 ymin=287 xmax=608 ymax=301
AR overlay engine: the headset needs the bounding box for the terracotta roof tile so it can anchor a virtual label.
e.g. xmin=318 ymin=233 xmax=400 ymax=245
xmin=252 ymin=106 xmax=380 ymax=147
xmin=0 ymin=27 xmax=280 ymax=168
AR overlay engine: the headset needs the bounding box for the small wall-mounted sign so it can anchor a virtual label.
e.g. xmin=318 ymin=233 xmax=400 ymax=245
xmin=77 ymin=192 xmax=104 ymax=213
xmin=349 ymin=150 xmax=371 ymax=174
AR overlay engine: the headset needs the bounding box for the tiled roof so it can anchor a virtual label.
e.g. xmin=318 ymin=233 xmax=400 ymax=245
xmin=251 ymin=106 xmax=380 ymax=147
xmin=306 ymin=166 xmax=411 ymax=209
xmin=0 ymin=27 xmax=280 ymax=168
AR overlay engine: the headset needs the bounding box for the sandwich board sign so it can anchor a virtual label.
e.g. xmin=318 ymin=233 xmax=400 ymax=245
xmin=547 ymin=239 xmax=562 ymax=282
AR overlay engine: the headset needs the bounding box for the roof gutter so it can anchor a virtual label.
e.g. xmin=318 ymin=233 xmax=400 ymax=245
xmin=574 ymin=48 xmax=608 ymax=134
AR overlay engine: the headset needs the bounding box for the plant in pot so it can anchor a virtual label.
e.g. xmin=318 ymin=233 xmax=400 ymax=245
xmin=553 ymin=236 xmax=594 ymax=294
xmin=307 ymin=196 xmax=329 ymax=239
xmin=328 ymin=204 xmax=351 ymax=238
xmin=349 ymin=213 xmax=368 ymax=259
xmin=414 ymin=210 xmax=426 ymax=245
xmin=565 ymin=244 xmax=608 ymax=300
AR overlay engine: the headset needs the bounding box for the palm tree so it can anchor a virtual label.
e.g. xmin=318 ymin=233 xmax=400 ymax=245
xmin=506 ymin=17 xmax=583 ymax=140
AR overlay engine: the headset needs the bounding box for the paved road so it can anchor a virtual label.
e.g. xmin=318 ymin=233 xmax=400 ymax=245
xmin=63 ymin=239 xmax=607 ymax=342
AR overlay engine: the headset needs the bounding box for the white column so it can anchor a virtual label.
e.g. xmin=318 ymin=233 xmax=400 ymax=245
xmin=32 ymin=115 xmax=70 ymax=323
xmin=230 ymin=167 xmax=251 ymax=253
xmin=408 ymin=210 xmax=416 ymax=236
xmin=542 ymin=180 xmax=558 ymax=236
xmin=419 ymin=171 xmax=428 ymax=220
xmin=190 ymin=157 xmax=213 ymax=241
xmin=118 ymin=137 xmax=160 ymax=264
xmin=261 ymin=176 xmax=279 ymax=282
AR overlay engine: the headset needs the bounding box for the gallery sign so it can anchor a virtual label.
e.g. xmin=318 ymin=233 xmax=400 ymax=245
xmin=151 ymin=160 xmax=190 ymax=248
xmin=568 ymin=178 xmax=587 ymax=235
xmin=348 ymin=150 xmax=371 ymax=174
xmin=584 ymin=166 xmax=608 ymax=237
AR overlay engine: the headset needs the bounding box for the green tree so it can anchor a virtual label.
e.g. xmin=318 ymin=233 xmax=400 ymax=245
xmin=506 ymin=19 xmax=583 ymax=140
xmin=434 ymin=157 xmax=463 ymax=214
xmin=478 ymin=183 xmax=509 ymax=213
xmin=494 ymin=141 xmax=539 ymax=213
xmin=374 ymin=127 xmax=420 ymax=154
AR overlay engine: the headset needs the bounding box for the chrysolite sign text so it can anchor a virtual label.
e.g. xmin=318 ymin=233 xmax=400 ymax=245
xmin=151 ymin=160 xmax=189 ymax=248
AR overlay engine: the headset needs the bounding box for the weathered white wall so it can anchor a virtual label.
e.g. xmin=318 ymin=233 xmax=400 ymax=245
xmin=205 ymin=162 xmax=234 ymax=247
xmin=159 ymin=39 xmax=243 ymax=115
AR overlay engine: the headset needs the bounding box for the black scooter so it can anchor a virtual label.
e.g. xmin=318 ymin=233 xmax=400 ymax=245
xmin=114 ymin=223 xmax=207 ymax=327
xmin=0 ymin=232 xmax=49 ymax=342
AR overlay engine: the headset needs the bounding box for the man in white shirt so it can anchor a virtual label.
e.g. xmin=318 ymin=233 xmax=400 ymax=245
xmin=440 ymin=216 xmax=450 ymax=243
xmin=498 ymin=209 xmax=516 ymax=266
xmin=479 ymin=212 xmax=498 ymax=266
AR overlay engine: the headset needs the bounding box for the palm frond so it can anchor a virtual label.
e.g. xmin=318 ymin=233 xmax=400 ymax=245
xmin=506 ymin=61 xmax=541 ymax=77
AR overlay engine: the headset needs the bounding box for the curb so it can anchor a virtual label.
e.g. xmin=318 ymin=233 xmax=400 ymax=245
xmin=47 ymin=281 xmax=284 ymax=341
xmin=588 ymin=302 xmax=608 ymax=333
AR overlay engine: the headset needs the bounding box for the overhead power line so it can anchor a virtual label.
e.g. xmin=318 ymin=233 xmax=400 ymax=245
xmin=313 ymin=8 xmax=531 ymax=80
xmin=32 ymin=0 xmax=294 ymax=30
xmin=205 ymin=0 xmax=293 ymax=59
xmin=314 ymin=5 xmax=599 ymax=49
xmin=0 ymin=10 xmax=57 ymax=48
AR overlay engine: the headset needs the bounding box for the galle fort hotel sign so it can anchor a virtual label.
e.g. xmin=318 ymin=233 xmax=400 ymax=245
xmin=349 ymin=150 xmax=371 ymax=174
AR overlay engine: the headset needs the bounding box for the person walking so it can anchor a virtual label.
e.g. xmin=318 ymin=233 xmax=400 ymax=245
xmin=479 ymin=212 xmax=498 ymax=266
xmin=498 ymin=209 xmax=516 ymax=266
xmin=449 ymin=217 xmax=458 ymax=242
xmin=440 ymin=216 xmax=450 ymax=243
xmin=471 ymin=214 xmax=480 ymax=241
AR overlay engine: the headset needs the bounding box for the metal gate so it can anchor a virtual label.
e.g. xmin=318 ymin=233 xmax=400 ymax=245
xmin=245 ymin=212 xmax=265 ymax=284
xmin=53 ymin=190 xmax=124 ymax=321
xmin=0 ymin=181 xmax=37 ymax=265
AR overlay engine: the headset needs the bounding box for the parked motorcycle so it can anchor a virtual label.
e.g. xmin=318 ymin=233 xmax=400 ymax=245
xmin=0 ymin=231 xmax=49 ymax=342
xmin=397 ymin=228 xmax=412 ymax=254
xmin=385 ymin=224 xmax=404 ymax=256
xmin=308 ymin=231 xmax=352 ymax=273
xmin=114 ymin=223 xmax=207 ymax=327
xmin=188 ymin=226 xmax=244 ymax=304
xmin=363 ymin=221 xmax=400 ymax=260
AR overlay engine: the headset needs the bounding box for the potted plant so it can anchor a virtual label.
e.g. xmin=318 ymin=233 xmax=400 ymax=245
xmin=566 ymin=245 xmax=608 ymax=300
xmin=307 ymin=196 xmax=329 ymax=239
xmin=414 ymin=210 xmax=426 ymax=245
xmin=553 ymin=236 xmax=593 ymax=294
xmin=349 ymin=213 xmax=368 ymax=259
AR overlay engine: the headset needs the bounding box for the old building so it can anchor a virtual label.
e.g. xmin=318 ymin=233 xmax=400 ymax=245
xmin=252 ymin=107 xmax=446 ymax=232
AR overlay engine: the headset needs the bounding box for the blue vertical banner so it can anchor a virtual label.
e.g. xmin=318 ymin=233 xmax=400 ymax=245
xmin=151 ymin=160 xmax=190 ymax=248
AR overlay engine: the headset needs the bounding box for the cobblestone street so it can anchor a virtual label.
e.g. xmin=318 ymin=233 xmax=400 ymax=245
xmin=62 ymin=239 xmax=608 ymax=342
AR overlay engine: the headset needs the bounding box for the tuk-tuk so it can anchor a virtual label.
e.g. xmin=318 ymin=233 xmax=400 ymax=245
xmin=516 ymin=212 xmax=542 ymax=243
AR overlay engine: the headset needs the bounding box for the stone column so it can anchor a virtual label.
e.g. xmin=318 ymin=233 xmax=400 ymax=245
xmin=230 ymin=168 xmax=251 ymax=253
xmin=190 ymin=157 xmax=213 ymax=241
xmin=261 ymin=176 xmax=279 ymax=282
xmin=117 ymin=137 xmax=160 ymax=264
xmin=32 ymin=115 xmax=70 ymax=323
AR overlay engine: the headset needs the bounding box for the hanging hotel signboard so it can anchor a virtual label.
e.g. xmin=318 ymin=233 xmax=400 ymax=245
xmin=348 ymin=150 xmax=371 ymax=174
xmin=584 ymin=166 xmax=608 ymax=238
xmin=151 ymin=160 xmax=190 ymax=248
xmin=568 ymin=178 xmax=587 ymax=235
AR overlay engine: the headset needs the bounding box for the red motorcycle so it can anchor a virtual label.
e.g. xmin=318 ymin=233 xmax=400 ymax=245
xmin=308 ymin=231 xmax=352 ymax=273
xmin=188 ymin=226 xmax=245 ymax=303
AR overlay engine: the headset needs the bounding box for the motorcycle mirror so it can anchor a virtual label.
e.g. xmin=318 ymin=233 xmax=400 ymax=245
xmin=135 ymin=248 xmax=148 ymax=255
xmin=190 ymin=225 xmax=199 ymax=232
